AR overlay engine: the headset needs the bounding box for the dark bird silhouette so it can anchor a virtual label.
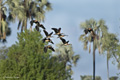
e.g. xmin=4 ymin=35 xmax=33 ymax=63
xmin=84 ymin=28 xmax=93 ymax=34
xmin=44 ymin=45 xmax=55 ymax=53
xmin=57 ymin=34 xmax=68 ymax=38
xmin=30 ymin=20 xmax=34 ymax=27
xmin=35 ymin=26 xmax=39 ymax=31
xmin=88 ymin=28 xmax=93 ymax=32
xmin=30 ymin=20 xmax=39 ymax=26
xmin=84 ymin=28 xmax=88 ymax=34
xmin=43 ymin=30 xmax=53 ymax=38
xmin=51 ymin=28 xmax=63 ymax=35
xmin=38 ymin=24 xmax=46 ymax=30
xmin=30 ymin=20 xmax=46 ymax=30
xmin=60 ymin=38 xmax=71 ymax=45
xmin=42 ymin=38 xmax=54 ymax=44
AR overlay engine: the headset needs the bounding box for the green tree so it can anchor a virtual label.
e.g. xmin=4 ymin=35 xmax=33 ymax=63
xmin=7 ymin=0 xmax=52 ymax=32
xmin=109 ymin=76 xmax=118 ymax=80
xmin=0 ymin=30 xmax=71 ymax=80
xmin=79 ymin=19 xmax=108 ymax=80
xmin=117 ymin=43 xmax=120 ymax=66
xmin=80 ymin=75 xmax=102 ymax=80
xmin=0 ymin=46 xmax=8 ymax=60
xmin=54 ymin=43 xmax=80 ymax=78
xmin=101 ymin=33 xmax=119 ymax=80
xmin=0 ymin=0 xmax=11 ymax=42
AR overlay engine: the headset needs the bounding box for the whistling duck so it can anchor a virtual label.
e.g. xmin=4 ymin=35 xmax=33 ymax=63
xmin=84 ymin=28 xmax=88 ymax=34
xmin=30 ymin=20 xmax=46 ymax=30
xmin=84 ymin=28 xmax=93 ymax=34
xmin=43 ymin=30 xmax=53 ymax=38
xmin=57 ymin=34 xmax=68 ymax=38
xmin=88 ymin=28 xmax=93 ymax=32
xmin=35 ymin=26 xmax=39 ymax=31
xmin=60 ymin=38 xmax=71 ymax=45
xmin=51 ymin=28 xmax=63 ymax=35
xmin=42 ymin=38 xmax=54 ymax=44
xmin=30 ymin=20 xmax=39 ymax=25
xmin=38 ymin=24 xmax=46 ymax=30
xmin=44 ymin=45 xmax=55 ymax=53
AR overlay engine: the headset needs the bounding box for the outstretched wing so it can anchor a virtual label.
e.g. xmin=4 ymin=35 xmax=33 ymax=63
xmin=44 ymin=47 xmax=47 ymax=53
xmin=49 ymin=32 xmax=53 ymax=36
xmin=50 ymin=39 xmax=54 ymax=44
xmin=35 ymin=26 xmax=39 ymax=31
xmin=49 ymin=46 xmax=55 ymax=52
xmin=60 ymin=38 xmax=66 ymax=44
xmin=43 ymin=30 xmax=48 ymax=36
xmin=51 ymin=28 xmax=58 ymax=33
xmin=66 ymin=41 xmax=69 ymax=43
xmin=39 ymin=24 xmax=46 ymax=29
xmin=42 ymin=38 xmax=46 ymax=43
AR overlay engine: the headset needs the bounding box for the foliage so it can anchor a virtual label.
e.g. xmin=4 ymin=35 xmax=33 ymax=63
xmin=80 ymin=75 xmax=102 ymax=80
xmin=79 ymin=19 xmax=110 ymax=80
xmin=0 ymin=46 xmax=8 ymax=60
xmin=79 ymin=19 xmax=108 ymax=53
xmin=109 ymin=76 xmax=118 ymax=80
xmin=0 ymin=0 xmax=11 ymax=43
xmin=0 ymin=30 xmax=71 ymax=80
xmin=54 ymin=43 xmax=80 ymax=77
xmin=7 ymin=0 xmax=52 ymax=32
xmin=116 ymin=44 xmax=120 ymax=70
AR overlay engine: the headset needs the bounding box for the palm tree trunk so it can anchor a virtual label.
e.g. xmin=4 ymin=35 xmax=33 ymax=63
xmin=24 ymin=0 xmax=27 ymax=30
xmin=107 ymin=52 xmax=110 ymax=80
xmin=93 ymin=40 xmax=96 ymax=80
xmin=0 ymin=0 xmax=2 ymax=36
xmin=25 ymin=17 xmax=27 ymax=30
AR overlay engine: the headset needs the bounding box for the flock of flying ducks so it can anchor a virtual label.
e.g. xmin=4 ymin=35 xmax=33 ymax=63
xmin=30 ymin=20 xmax=71 ymax=53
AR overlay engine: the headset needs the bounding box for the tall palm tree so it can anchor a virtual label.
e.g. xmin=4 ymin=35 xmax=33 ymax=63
xmin=117 ymin=44 xmax=120 ymax=70
xmin=79 ymin=19 xmax=108 ymax=80
xmin=101 ymin=33 xmax=119 ymax=80
xmin=0 ymin=0 xmax=11 ymax=42
xmin=7 ymin=0 xmax=52 ymax=32
xmin=54 ymin=43 xmax=80 ymax=76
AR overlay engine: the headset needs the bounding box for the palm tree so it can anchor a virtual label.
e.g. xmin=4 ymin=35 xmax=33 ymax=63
xmin=7 ymin=0 xmax=52 ymax=32
xmin=101 ymin=33 xmax=119 ymax=80
xmin=117 ymin=44 xmax=120 ymax=70
xmin=80 ymin=75 xmax=102 ymax=80
xmin=79 ymin=19 xmax=108 ymax=80
xmin=54 ymin=43 xmax=80 ymax=77
xmin=0 ymin=0 xmax=11 ymax=42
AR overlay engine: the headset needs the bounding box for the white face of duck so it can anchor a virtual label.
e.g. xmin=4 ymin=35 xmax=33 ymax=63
xmin=64 ymin=43 xmax=68 ymax=46
xmin=45 ymin=39 xmax=50 ymax=42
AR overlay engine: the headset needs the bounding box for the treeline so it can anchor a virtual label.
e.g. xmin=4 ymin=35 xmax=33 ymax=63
xmin=0 ymin=0 xmax=120 ymax=80
xmin=0 ymin=30 xmax=79 ymax=80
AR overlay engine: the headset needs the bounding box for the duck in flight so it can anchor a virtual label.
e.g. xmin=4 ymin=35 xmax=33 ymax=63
xmin=57 ymin=34 xmax=68 ymax=38
xmin=43 ymin=30 xmax=53 ymax=38
xmin=60 ymin=38 xmax=71 ymax=45
xmin=44 ymin=45 xmax=55 ymax=53
xmin=51 ymin=28 xmax=63 ymax=35
xmin=30 ymin=20 xmax=46 ymax=30
xmin=84 ymin=28 xmax=93 ymax=34
xmin=42 ymin=38 xmax=54 ymax=44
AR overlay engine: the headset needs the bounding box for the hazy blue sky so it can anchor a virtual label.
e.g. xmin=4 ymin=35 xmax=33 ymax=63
xmin=3 ymin=0 xmax=120 ymax=80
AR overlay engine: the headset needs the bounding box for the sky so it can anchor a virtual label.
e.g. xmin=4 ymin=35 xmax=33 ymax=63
xmin=2 ymin=0 xmax=120 ymax=80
